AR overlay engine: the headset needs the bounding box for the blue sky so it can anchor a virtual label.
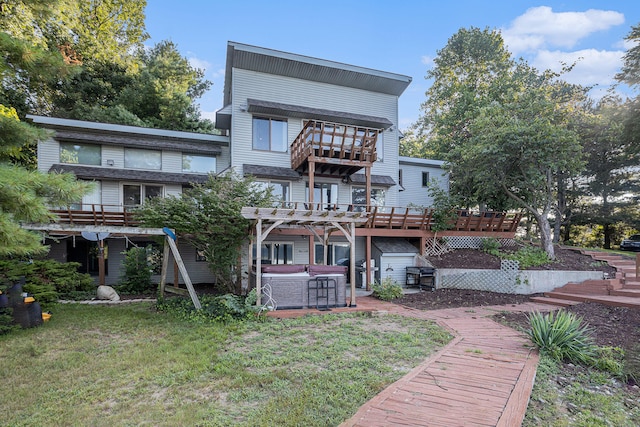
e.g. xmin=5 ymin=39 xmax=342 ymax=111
xmin=144 ymin=1 xmax=640 ymax=130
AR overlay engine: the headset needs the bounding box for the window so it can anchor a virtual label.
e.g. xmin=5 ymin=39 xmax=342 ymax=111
xmin=398 ymin=169 xmax=403 ymax=188
xmin=315 ymin=243 xmax=350 ymax=265
xmin=67 ymin=240 xmax=108 ymax=276
xmin=376 ymin=132 xmax=383 ymax=161
xmin=422 ymin=172 xmax=430 ymax=187
xmin=124 ymin=148 xmax=161 ymax=170
xmin=256 ymin=180 xmax=290 ymax=205
xmin=60 ymin=142 xmax=101 ymax=165
xmin=253 ymin=242 xmax=294 ymax=265
xmin=123 ymin=184 xmax=163 ymax=208
xmin=305 ymin=182 xmax=338 ymax=209
xmin=70 ymin=180 xmax=101 ymax=210
xmin=351 ymin=187 xmax=386 ymax=211
xmin=182 ymin=154 xmax=216 ymax=173
xmin=253 ymin=117 xmax=288 ymax=152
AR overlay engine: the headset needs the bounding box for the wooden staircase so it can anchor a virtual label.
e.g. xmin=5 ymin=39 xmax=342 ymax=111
xmin=530 ymin=250 xmax=640 ymax=309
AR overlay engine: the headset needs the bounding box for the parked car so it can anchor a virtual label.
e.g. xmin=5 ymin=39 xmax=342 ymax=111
xmin=620 ymin=234 xmax=640 ymax=251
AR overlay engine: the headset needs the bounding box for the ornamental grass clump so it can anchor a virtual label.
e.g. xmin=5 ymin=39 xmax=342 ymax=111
xmin=526 ymin=310 xmax=597 ymax=365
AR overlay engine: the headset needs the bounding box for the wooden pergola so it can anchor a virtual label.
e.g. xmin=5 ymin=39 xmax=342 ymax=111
xmin=241 ymin=207 xmax=369 ymax=307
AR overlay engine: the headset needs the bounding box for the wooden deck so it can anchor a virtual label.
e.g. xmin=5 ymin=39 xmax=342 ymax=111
xmin=48 ymin=204 xmax=521 ymax=235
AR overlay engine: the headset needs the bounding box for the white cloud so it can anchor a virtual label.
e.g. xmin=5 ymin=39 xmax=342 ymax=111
xmin=421 ymin=55 xmax=434 ymax=68
xmin=188 ymin=56 xmax=211 ymax=72
xmin=502 ymin=6 xmax=624 ymax=54
xmin=532 ymin=49 xmax=624 ymax=87
xmin=201 ymin=110 xmax=217 ymax=121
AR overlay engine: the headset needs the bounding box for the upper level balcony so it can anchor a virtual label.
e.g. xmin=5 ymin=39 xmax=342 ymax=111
xmin=291 ymin=120 xmax=380 ymax=179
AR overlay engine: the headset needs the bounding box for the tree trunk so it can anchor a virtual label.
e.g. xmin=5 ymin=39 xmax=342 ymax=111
xmin=553 ymin=214 xmax=561 ymax=244
xmin=603 ymin=223 xmax=612 ymax=250
xmin=535 ymin=213 xmax=556 ymax=260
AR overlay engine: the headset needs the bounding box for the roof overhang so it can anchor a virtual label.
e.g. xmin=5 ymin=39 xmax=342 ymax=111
xmin=349 ymin=174 xmax=396 ymax=187
xmin=246 ymin=99 xmax=393 ymax=129
xmin=28 ymin=115 xmax=228 ymax=153
xmin=223 ymin=41 xmax=412 ymax=106
xmin=50 ymin=164 xmax=211 ymax=185
xmin=243 ymin=164 xmax=302 ymax=181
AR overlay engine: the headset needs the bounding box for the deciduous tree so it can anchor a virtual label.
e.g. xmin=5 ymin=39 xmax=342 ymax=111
xmin=136 ymin=173 xmax=274 ymax=293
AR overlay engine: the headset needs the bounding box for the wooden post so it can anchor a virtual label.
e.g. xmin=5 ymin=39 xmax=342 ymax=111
xmin=308 ymin=162 xmax=315 ymax=205
xmin=365 ymin=235 xmax=372 ymax=291
xmin=159 ymin=240 xmax=170 ymax=298
xmin=255 ymin=218 xmax=262 ymax=306
xmin=636 ymin=253 xmax=640 ymax=279
xmin=98 ymin=239 xmax=105 ymax=286
xmin=349 ymin=222 xmax=357 ymax=307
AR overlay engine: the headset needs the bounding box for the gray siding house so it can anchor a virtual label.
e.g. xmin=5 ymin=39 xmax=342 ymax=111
xmin=29 ymin=115 xmax=230 ymax=286
xmin=28 ymin=42 xmax=520 ymax=292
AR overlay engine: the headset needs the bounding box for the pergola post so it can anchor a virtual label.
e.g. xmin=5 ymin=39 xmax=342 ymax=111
xmin=255 ymin=218 xmax=262 ymax=306
xmin=349 ymin=222 xmax=357 ymax=307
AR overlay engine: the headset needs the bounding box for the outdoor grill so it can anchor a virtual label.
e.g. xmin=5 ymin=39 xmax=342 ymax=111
xmin=406 ymin=266 xmax=436 ymax=291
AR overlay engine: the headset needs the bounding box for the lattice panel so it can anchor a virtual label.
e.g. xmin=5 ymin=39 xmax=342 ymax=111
xmin=439 ymin=259 xmax=521 ymax=293
xmin=442 ymin=236 xmax=517 ymax=249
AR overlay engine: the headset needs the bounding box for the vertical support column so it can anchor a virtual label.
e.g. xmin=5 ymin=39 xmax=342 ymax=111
xmin=173 ymin=236 xmax=179 ymax=287
xmin=636 ymin=253 xmax=640 ymax=280
xmin=308 ymin=161 xmax=315 ymax=206
xmin=98 ymin=239 xmax=105 ymax=286
xmin=255 ymin=219 xmax=262 ymax=306
xmin=349 ymin=222 xmax=357 ymax=307
xmin=365 ymin=235 xmax=372 ymax=291
xmin=365 ymin=166 xmax=371 ymax=207
xmin=159 ymin=241 xmax=170 ymax=298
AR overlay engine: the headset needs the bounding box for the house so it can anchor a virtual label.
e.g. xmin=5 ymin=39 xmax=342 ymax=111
xmin=27 ymin=115 xmax=229 ymax=286
xmin=26 ymin=41 xmax=519 ymax=297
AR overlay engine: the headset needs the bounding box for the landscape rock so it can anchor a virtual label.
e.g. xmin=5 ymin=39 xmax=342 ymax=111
xmin=97 ymin=285 xmax=120 ymax=301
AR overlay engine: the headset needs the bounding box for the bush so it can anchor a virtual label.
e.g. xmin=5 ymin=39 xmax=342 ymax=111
xmin=157 ymin=290 xmax=260 ymax=323
xmin=117 ymin=246 xmax=155 ymax=295
xmin=480 ymin=238 xmax=501 ymax=256
xmin=0 ymin=259 xmax=95 ymax=307
xmin=526 ymin=310 xmax=596 ymax=365
xmin=503 ymin=245 xmax=551 ymax=269
xmin=371 ymin=277 xmax=403 ymax=301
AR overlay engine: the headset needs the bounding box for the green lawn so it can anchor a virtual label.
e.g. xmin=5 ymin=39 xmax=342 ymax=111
xmin=0 ymin=303 xmax=451 ymax=426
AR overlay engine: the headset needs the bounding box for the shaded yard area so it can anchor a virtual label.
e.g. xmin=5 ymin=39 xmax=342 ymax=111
xmin=0 ymin=303 xmax=451 ymax=426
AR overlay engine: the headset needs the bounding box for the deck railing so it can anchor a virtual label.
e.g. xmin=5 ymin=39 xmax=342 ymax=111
xmin=290 ymin=120 xmax=379 ymax=172
xmin=50 ymin=204 xmax=140 ymax=227
xmin=49 ymin=203 xmax=521 ymax=233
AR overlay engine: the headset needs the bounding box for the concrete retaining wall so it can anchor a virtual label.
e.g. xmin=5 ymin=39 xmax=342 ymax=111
xmin=436 ymin=269 xmax=604 ymax=294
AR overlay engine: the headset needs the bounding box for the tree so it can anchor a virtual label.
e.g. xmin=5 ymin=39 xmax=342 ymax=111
xmin=52 ymin=41 xmax=215 ymax=132
xmin=417 ymin=27 xmax=514 ymax=158
xmin=417 ymin=27 xmax=588 ymax=258
xmin=1 ymin=3 xmax=91 ymax=255
xmin=616 ymin=23 xmax=640 ymax=146
xmin=454 ymin=66 xmax=584 ymax=258
xmin=398 ymin=128 xmax=437 ymax=159
xmin=570 ymin=98 xmax=640 ymax=248
xmin=416 ymin=28 xmax=521 ymax=209
xmin=0 ymin=109 xmax=92 ymax=256
xmin=136 ymin=173 xmax=274 ymax=293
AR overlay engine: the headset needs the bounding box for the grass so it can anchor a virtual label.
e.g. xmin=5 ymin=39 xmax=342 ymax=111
xmin=0 ymin=302 xmax=452 ymax=426
xmin=523 ymin=355 xmax=640 ymax=427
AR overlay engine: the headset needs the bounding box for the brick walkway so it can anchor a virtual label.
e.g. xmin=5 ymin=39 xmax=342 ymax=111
xmin=270 ymin=296 xmax=555 ymax=427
